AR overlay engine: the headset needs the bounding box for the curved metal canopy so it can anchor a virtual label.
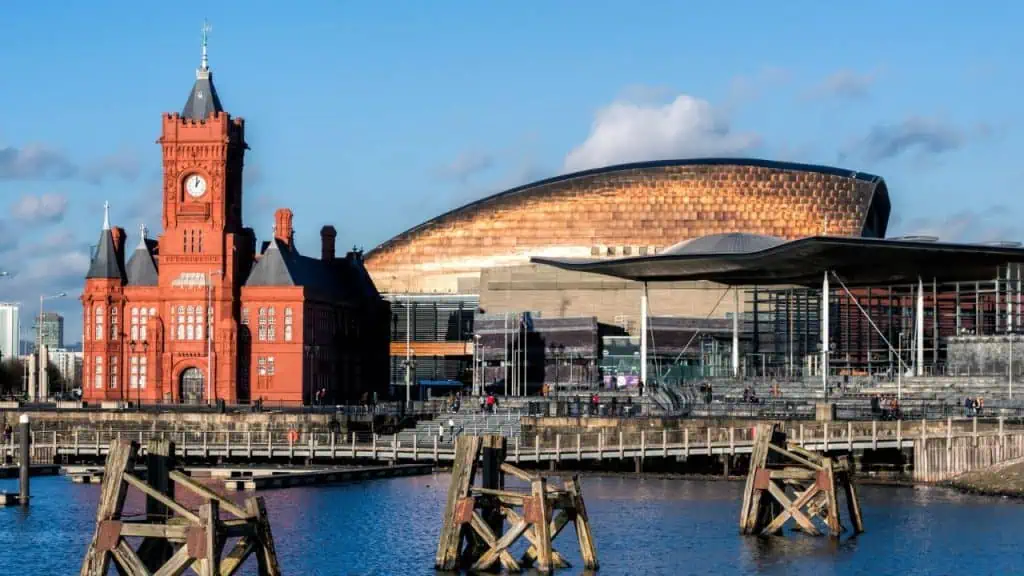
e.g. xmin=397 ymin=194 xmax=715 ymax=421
xmin=531 ymin=235 xmax=1024 ymax=287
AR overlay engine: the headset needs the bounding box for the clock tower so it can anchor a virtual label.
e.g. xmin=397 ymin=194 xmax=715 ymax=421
xmin=155 ymin=22 xmax=251 ymax=402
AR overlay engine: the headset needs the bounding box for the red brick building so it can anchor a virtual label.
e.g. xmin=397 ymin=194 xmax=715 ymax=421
xmin=81 ymin=40 xmax=389 ymax=405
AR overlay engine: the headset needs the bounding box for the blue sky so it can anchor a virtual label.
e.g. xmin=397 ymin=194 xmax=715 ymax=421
xmin=1 ymin=1 xmax=1022 ymax=341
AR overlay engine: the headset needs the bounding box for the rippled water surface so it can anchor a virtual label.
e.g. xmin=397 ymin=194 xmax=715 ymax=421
xmin=0 ymin=473 xmax=1021 ymax=575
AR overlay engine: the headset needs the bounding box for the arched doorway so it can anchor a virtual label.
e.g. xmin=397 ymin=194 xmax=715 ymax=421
xmin=180 ymin=367 xmax=204 ymax=404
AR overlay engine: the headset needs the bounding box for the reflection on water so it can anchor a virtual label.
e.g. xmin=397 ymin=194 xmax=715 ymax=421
xmin=0 ymin=473 xmax=1022 ymax=575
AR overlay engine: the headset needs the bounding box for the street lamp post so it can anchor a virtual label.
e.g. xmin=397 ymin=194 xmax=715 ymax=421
xmin=37 ymin=291 xmax=66 ymax=402
xmin=473 ymin=334 xmax=482 ymax=396
xmin=207 ymin=270 xmax=222 ymax=404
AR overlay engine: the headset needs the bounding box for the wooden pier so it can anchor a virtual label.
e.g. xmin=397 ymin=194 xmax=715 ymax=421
xmin=0 ymin=463 xmax=60 ymax=478
xmin=7 ymin=418 xmax=1024 ymax=482
xmin=435 ymin=435 xmax=598 ymax=573
xmin=223 ymin=463 xmax=432 ymax=491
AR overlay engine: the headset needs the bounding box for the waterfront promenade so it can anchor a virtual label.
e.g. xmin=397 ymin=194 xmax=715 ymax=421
xmin=6 ymin=416 xmax=1024 ymax=482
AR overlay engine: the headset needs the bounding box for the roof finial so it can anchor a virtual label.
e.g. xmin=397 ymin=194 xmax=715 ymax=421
xmin=102 ymin=201 xmax=110 ymax=231
xmin=137 ymin=222 xmax=148 ymax=249
xmin=198 ymin=19 xmax=212 ymax=79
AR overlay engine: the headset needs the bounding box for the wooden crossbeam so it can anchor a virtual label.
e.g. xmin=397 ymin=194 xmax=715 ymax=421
xmin=499 ymin=462 xmax=536 ymax=483
xmin=761 ymin=481 xmax=821 ymax=535
xmin=112 ymin=539 xmax=151 ymax=576
xmin=152 ymin=546 xmax=194 ymax=576
xmin=471 ymin=519 xmax=530 ymax=572
xmin=124 ymin=474 xmax=201 ymax=524
xmin=468 ymin=511 xmax=520 ymax=572
xmin=505 ymin=507 xmax=570 ymax=569
xmin=768 ymin=443 xmax=824 ymax=471
xmin=169 ymin=471 xmax=248 ymax=519
xmin=219 ymin=537 xmax=256 ymax=576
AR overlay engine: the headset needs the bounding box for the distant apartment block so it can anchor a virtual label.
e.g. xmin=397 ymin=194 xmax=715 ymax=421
xmin=0 ymin=303 xmax=19 ymax=361
xmin=36 ymin=311 xmax=64 ymax=350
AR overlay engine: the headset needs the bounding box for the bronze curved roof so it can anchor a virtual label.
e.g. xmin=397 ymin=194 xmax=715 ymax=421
xmin=367 ymin=158 xmax=891 ymax=257
xmin=532 ymin=235 xmax=1024 ymax=287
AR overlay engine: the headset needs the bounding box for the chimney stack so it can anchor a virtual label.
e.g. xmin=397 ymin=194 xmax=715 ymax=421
xmin=111 ymin=226 xmax=126 ymax=258
xmin=320 ymin=225 xmax=337 ymax=262
xmin=273 ymin=208 xmax=294 ymax=247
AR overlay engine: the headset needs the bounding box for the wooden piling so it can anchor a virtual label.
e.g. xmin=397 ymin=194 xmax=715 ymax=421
xmin=18 ymin=414 xmax=30 ymax=505
xmin=740 ymin=423 xmax=863 ymax=539
xmin=139 ymin=439 xmax=175 ymax=571
xmin=78 ymin=438 xmax=282 ymax=576
xmin=435 ymin=435 xmax=599 ymax=572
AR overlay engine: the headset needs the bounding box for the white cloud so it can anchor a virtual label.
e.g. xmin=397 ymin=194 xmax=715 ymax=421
xmin=11 ymin=193 xmax=68 ymax=223
xmin=563 ymin=93 xmax=761 ymax=173
xmin=839 ymin=117 xmax=970 ymax=163
xmin=806 ymin=69 xmax=876 ymax=101
xmin=435 ymin=151 xmax=494 ymax=182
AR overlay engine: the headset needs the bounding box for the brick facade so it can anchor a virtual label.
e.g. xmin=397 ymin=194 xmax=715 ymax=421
xmin=366 ymin=160 xmax=889 ymax=294
xmin=81 ymin=62 xmax=388 ymax=406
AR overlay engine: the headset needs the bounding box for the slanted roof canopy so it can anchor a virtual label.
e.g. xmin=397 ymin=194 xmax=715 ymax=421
xmin=531 ymin=234 xmax=1024 ymax=287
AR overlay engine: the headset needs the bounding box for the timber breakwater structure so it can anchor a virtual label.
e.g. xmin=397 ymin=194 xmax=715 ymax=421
xmin=21 ymin=415 xmax=1024 ymax=574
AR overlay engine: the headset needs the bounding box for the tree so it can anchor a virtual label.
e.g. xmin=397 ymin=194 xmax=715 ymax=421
xmin=0 ymin=358 xmax=25 ymax=397
xmin=46 ymin=362 xmax=66 ymax=398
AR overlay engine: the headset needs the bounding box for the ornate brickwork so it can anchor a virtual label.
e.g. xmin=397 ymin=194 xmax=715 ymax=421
xmin=366 ymin=159 xmax=890 ymax=293
xmin=81 ymin=54 xmax=388 ymax=406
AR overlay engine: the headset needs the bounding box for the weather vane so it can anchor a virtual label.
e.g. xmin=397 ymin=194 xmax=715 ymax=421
xmin=200 ymin=19 xmax=212 ymax=72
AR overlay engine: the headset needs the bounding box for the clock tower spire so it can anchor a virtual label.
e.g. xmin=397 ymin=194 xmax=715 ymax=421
xmin=182 ymin=19 xmax=223 ymax=122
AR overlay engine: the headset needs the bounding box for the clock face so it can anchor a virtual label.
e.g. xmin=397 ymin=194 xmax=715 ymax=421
xmin=185 ymin=174 xmax=207 ymax=198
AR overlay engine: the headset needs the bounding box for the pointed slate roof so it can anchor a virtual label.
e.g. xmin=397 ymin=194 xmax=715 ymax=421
xmin=244 ymin=238 xmax=382 ymax=303
xmin=86 ymin=202 xmax=124 ymax=280
xmin=245 ymin=239 xmax=295 ymax=287
xmin=182 ymin=72 xmax=224 ymax=121
xmin=182 ymin=22 xmax=224 ymax=121
xmin=125 ymin=224 xmax=159 ymax=286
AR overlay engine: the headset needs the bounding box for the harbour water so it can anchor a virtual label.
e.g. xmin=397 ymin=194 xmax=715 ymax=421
xmin=0 ymin=473 xmax=1021 ymax=575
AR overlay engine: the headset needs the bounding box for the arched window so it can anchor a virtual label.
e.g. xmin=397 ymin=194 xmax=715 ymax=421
xmin=268 ymin=307 xmax=276 ymax=341
xmin=258 ymin=308 xmax=267 ymax=341
xmin=95 ymin=306 xmax=104 ymax=340
xmin=130 ymin=308 xmax=139 ymax=340
xmin=177 ymin=323 xmax=185 ymax=340
xmin=109 ymin=356 xmax=118 ymax=389
xmin=284 ymin=307 xmax=293 ymax=342
xmin=130 ymin=357 xmax=139 ymax=389
xmin=139 ymin=308 xmax=148 ymax=340
xmin=186 ymin=306 xmax=195 ymax=340
xmin=110 ymin=307 xmax=118 ymax=340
